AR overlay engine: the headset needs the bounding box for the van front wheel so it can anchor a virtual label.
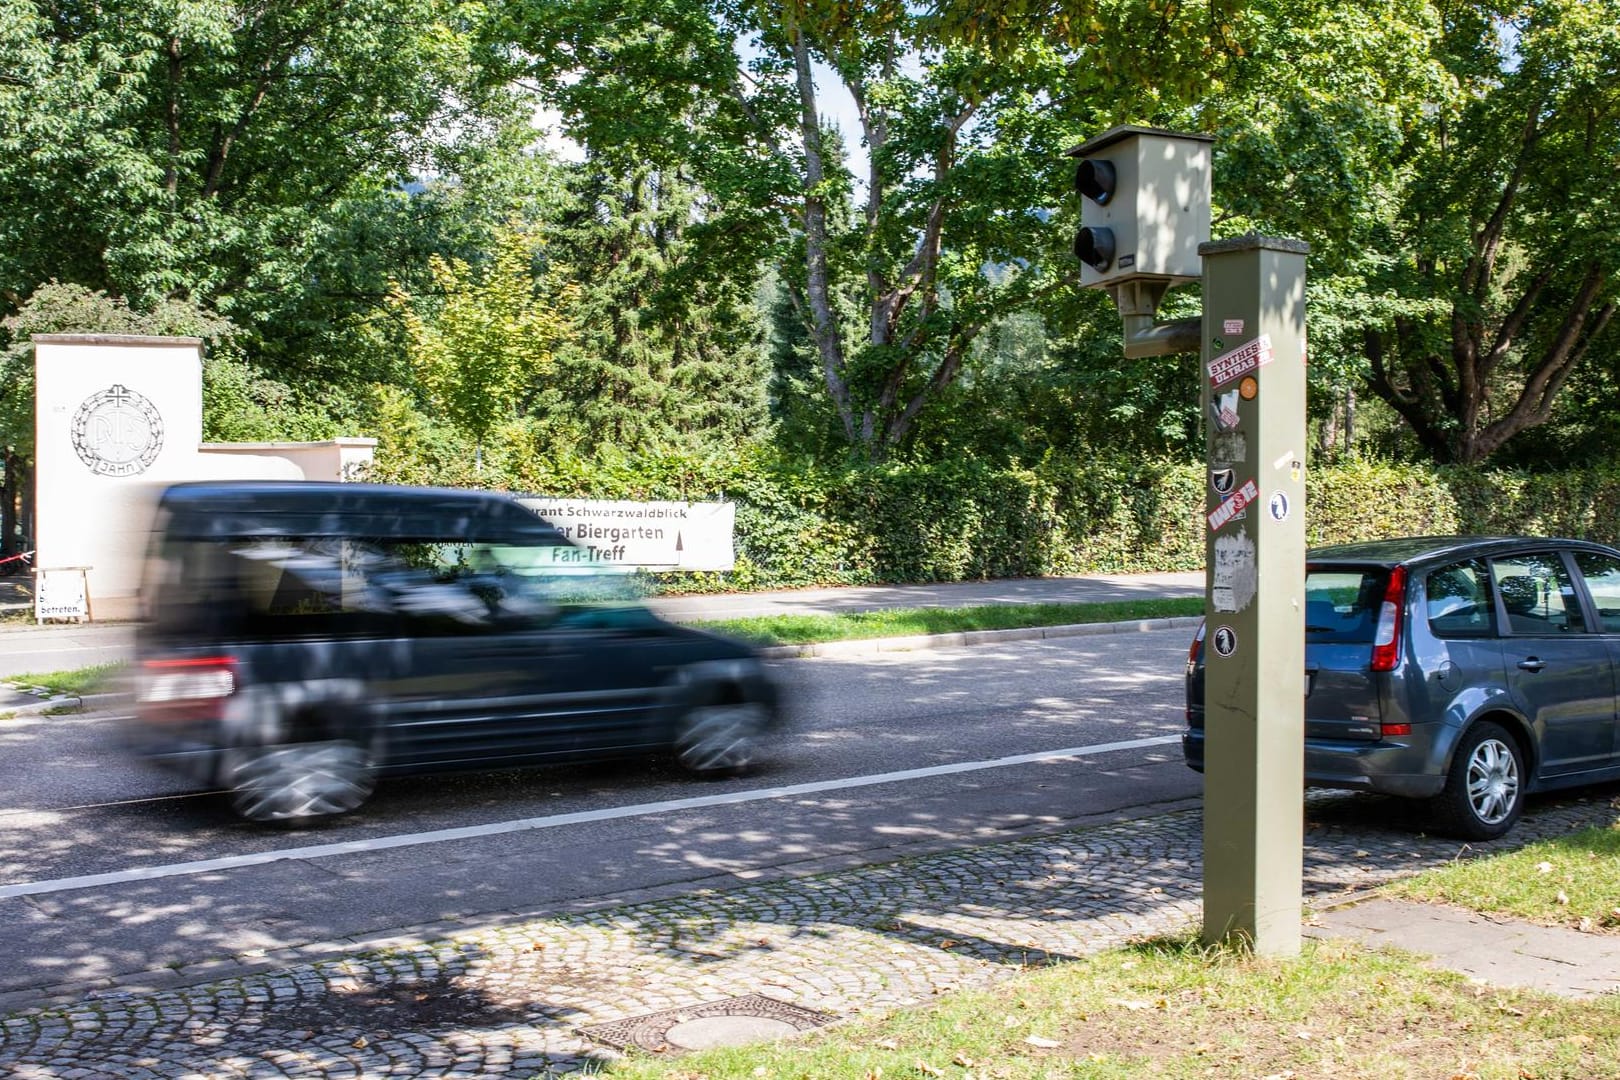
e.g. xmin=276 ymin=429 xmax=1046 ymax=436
xmin=673 ymin=702 xmax=766 ymax=776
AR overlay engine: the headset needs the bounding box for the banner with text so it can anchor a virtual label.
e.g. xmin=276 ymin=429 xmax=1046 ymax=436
xmin=517 ymin=499 xmax=735 ymax=571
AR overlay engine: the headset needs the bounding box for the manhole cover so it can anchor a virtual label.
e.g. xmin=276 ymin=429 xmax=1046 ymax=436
xmin=579 ymin=994 xmax=835 ymax=1053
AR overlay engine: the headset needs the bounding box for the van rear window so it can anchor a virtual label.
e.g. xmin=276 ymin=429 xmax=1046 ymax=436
xmin=1303 ymin=568 xmax=1388 ymax=644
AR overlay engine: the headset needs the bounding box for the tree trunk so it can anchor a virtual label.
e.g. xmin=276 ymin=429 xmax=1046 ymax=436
xmin=790 ymin=26 xmax=858 ymax=450
xmin=1343 ymin=386 xmax=1356 ymax=457
xmin=1 ymin=450 xmax=16 ymax=557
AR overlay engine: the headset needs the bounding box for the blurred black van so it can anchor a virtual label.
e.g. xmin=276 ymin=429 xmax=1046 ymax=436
xmin=128 ymin=481 xmax=779 ymax=823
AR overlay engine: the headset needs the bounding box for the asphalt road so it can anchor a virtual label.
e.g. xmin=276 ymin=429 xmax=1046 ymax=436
xmin=0 ymin=571 xmax=1204 ymax=678
xmin=0 ymin=627 xmax=1198 ymax=1002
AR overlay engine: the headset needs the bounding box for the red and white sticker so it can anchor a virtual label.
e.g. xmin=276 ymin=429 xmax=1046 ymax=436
xmin=1207 ymin=334 xmax=1274 ymax=388
xmin=1207 ymin=478 xmax=1259 ymax=531
xmin=1223 ymin=318 xmax=1245 ymax=335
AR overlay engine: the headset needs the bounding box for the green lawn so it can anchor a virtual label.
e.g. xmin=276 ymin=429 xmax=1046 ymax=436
xmin=603 ymin=930 xmax=1620 ymax=1079
xmin=3 ymin=661 xmax=125 ymax=698
xmin=1385 ymin=818 xmax=1620 ymax=932
xmin=691 ymin=597 xmax=1204 ymax=646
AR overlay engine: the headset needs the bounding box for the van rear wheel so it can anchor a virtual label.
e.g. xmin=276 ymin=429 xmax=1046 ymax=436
xmin=1429 ymin=721 xmax=1524 ymax=841
xmin=224 ymin=740 xmax=375 ymax=824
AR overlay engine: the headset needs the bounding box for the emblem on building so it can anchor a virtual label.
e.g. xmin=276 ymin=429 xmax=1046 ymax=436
xmin=71 ymin=384 xmax=165 ymax=477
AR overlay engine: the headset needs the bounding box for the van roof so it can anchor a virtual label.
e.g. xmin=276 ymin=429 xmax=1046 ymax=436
xmin=155 ymin=481 xmax=567 ymax=544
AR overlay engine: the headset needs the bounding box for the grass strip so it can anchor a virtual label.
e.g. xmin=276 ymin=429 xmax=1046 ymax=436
xmin=1385 ymin=817 xmax=1620 ymax=931
xmin=605 ymin=932 xmax=1620 ymax=1079
xmin=4 ymin=662 xmax=125 ymax=698
xmin=691 ymin=597 xmax=1204 ymax=646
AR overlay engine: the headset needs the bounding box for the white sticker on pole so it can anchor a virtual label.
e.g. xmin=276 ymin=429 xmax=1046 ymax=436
xmin=1211 ymin=532 xmax=1257 ymax=614
xmin=1207 ymin=334 xmax=1274 ymax=389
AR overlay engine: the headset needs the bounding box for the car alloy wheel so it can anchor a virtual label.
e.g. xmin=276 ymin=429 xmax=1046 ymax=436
xmin=1466 ymin=737 xmax=1521 ymax=826
xmin=1432 ymin=720 xmax=1524 ymax=840
xmin=224 ymin=740 xmax=376 ymax=823
xmin=673 ymin=702 xmax=766 ymax=776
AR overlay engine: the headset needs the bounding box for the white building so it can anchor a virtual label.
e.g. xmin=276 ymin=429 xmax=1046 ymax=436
xmin=32 ymin=334 xmax=375 ymax=621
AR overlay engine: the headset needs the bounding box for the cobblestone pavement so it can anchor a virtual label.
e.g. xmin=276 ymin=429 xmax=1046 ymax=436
xmin=2 ymin=790 xmax=1615 ymax=1079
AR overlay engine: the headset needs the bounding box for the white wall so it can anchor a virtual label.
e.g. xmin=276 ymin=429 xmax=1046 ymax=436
xmin=32 ymin=335 xmax=375 ymax=620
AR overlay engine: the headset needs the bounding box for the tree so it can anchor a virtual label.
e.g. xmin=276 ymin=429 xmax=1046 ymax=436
xmin=0 ymin=0 xmax=521 ymax=371
xmin=1351 ymin=0 xmax=1620 ymax=464
xmin=394 ymin=227 xmax=574 ymax=459
xmin=509 ymin=0 xmax=1085 ymax=460
xmin=1197 ymin=0 xmax=1619 ymax=465
xmin=509 ymin=0 xmax=1468 ymax=462
xmin=550 ymin=165 xmax=772 ymax=455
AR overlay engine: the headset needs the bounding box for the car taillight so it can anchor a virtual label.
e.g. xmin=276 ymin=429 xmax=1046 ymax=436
xmin=1369 ymin=566 xmax=1408 ymax=673
xmin=139 ymin=657 xmax=237 ymax=717
xmin=1187 ymin=620 xmax=1205 ymax=670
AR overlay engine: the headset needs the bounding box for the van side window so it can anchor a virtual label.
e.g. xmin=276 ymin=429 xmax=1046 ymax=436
xmin=1425 ymin=559 xmax=1493 ymax=637
xmin=1491 ymin=553 xmax=1587 ymax=635
xmin=1573 ymin=552 xmax=1620 ymax=633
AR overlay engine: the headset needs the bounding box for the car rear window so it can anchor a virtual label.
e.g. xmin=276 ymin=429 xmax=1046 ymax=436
xmin=1425 ymin=558 xmax=1494 ymax=637
xmin=1304 ymin=567 xmax=1387 ymax=643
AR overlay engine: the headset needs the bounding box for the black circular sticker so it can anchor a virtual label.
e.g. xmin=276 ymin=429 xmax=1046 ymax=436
xmin=1212 ymin=625 xmax=1237 ymax=657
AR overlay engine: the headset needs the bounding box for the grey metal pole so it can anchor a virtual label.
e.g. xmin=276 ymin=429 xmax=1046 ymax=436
xmin=1197 ymin=235 xmax=1309 ymax=955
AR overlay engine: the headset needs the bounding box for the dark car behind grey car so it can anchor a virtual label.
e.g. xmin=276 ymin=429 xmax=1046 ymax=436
xmin=1184 ymin=536 xmax=1620 ymax=839
xmin=128 ymin=481 xmax=780 ymax=823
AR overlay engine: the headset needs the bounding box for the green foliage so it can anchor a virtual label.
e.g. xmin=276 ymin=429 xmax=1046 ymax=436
xmin=550 ymin=167 xmax=773 ymax=455
xmin=0 ymin=281 xmax=235 ymax=458
xmin=371 ymin=421 xmax=1620 ymax=590
xmin=395 ymin=226 xmax=573 ymax=449
xmin=201 ymin=354 xmax=366 ymax=444
xmin=0 ymin=0 xmax=522 ymax=365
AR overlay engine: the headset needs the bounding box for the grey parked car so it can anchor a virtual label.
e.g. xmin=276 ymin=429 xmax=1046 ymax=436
xmin=1184 ymin=536 xmax=1620 ymax=839
xmin=128 ymin=481 xmax=781 ymax=824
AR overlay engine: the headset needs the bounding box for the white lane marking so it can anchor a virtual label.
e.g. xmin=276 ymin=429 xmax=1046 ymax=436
xmin=0 ymin=735 xmax=1180 ymax=900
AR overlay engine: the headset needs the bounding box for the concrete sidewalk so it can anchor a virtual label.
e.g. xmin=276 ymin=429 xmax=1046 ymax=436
xmin=1 ymin=782 xmax=1617 ymax=1076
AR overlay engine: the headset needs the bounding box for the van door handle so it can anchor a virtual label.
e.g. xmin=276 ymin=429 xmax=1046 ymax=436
xmin=1517 ymin=658 xmax=1546 ymax=672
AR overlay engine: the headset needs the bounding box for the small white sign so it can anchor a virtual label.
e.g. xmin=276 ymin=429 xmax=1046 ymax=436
xmin=35 ymin=568 xmax=90 ymax=622
xmin=518 ymin=499 xmax=736 ymax=571
xmin=1223 ymin=318 xmax=1245 ymax=335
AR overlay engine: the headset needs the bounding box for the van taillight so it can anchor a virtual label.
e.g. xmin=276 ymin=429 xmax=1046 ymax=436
xmin=1369 ymin=567 xmax=1408 ymax=673
xmin=1187 ymin=620 xmax=1205 ymax=669
xmin=139 ymin=657 xmax=237 ymax=715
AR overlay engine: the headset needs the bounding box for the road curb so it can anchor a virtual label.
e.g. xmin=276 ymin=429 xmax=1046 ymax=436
xmin=0 ymin=691 xmax=125 ymax=717
xmin=756 ymin=615 xmax=1204 ymax=659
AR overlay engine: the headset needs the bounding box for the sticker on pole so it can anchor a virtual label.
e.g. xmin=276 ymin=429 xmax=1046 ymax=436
xmin=1207 ymin=478 xmax=1259 ymax=532
xmin=1223 ymin=318 xmax=1245 ymax=336
xmin=1212 ymin=625 xmax=1238 ymax=658
xmin=1209 ymin=388 xmax=1240 ymax=432
xmin=1207 ymin=334 xmax=1274 ymax=389
xmin=1211 ymin=533 xmax=1256 ymax=614
xmin=1268 ymin=491 xmax=1290 ymax=523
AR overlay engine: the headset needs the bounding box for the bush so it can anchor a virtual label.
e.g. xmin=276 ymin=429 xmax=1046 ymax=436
xmin=367 ymin=410 xmax=1620 ymax=592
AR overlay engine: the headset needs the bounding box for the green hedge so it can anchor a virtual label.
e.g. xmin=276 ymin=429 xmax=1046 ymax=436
xmin=367 ymin=439 xmax=1620 ymax=592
